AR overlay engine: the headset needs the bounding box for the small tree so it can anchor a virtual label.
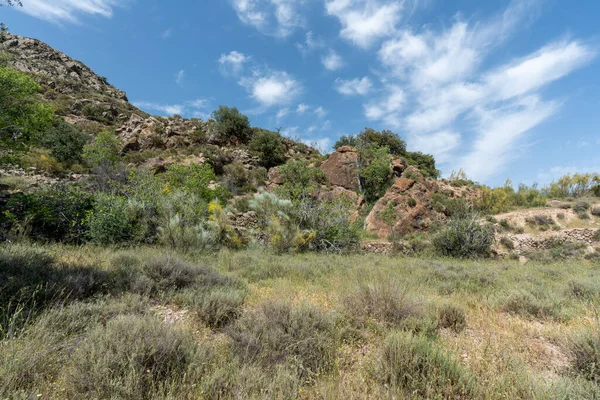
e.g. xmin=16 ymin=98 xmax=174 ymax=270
xmin=82 ymin=131 xmax=121 ymax=168
xmin=248 ymin=128 xmax=286 ymax=168
xmin=358 ymin=146 xmax=393 ymax=203
xmin=36 ymin=118 xmax=89 ymax=165
xmin=432 ymin=214 xmax=495 ymax=259
xmin=211 ymin=105 xmax=252 ymax=144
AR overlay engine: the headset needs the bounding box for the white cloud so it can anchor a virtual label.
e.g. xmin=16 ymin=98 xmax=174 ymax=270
xmin=218 ymin=51 xmax=250 ymax=75
xmin=296 ymin=103 xmax=310 ymax=114
xmin=325 ymin=0 xmax=403 ymax=48
xmin=334 ymin=76 xmax=372 ymax=96
xmin=240 ymin=70 xmax=302 ymax=108
xmin=276 ymin=108 xmax=290 ymax=119
xmin=175 ymin=70 xmax=185 ymax=86
xmin=362 ymin=2 xmax=595 ymax=181
xmin=232 ymin=0 xmax=307 ymax=38
xmin=132 ymin=99 xmax=209 ymax=118
xmin=296 ymin=31 xmax=325 ymax=55
xmin=17 ymin=0 xmax=120 ymax=23
xmin=302 ymin=137 xmax=333 ymax=154
xmin=314 ymin=106 xmax=328 ymax=118
xmin=322 ymin=50 xmax=344 ymax=71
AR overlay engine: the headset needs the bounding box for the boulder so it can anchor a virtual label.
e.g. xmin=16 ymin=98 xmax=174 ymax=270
xmin=365 ymin=167 xmax=444 ymax=239
xmin=319 ymin=146 xmax=360 ymax=191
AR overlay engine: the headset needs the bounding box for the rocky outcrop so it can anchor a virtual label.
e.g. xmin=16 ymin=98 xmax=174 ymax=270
xmin=501 ymin=229 xmax=599 ymax=254
xmin=319 ymin=146 xmax=361 ymax=191
xmin=364 ymin=167 xmax=446 ymax=239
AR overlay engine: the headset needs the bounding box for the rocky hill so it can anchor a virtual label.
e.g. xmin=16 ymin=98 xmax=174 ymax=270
xmin=1 ymin=32 xmax=477 ymax=242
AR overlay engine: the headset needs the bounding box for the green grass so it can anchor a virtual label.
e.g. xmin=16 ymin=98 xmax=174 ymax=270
xmin=2 ymin=243 xmax=600 ymax=398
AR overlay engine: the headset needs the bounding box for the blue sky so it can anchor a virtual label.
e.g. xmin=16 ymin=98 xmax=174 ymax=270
xmin=2 ymin=0 xmax=600 ymax=185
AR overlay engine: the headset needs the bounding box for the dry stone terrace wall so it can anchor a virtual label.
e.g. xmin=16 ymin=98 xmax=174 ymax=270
xmin=503 ymin=229 xmax=600 ymax=254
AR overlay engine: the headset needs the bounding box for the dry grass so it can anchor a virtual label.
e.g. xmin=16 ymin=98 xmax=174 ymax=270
xmin=2 ymin=243 xmax=600 ymax=398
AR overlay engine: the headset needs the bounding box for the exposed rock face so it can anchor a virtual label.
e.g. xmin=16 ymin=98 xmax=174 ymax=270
xmin=319 ymin=146 xmax=360 ymax=191
xmin=365 ymin=167 xmax=445 ymax=239
xmin=1 ymin=34 xmax=128 ymax=102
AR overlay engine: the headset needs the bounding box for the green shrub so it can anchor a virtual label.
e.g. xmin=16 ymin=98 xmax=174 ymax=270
xmin=276 ymin=161 xmax=326 ymax=201
xmin=295 ymin=196 xmax=360 ymax=252
xmin=437 ymin=304 xmax=467 ymax=333
xmin=566 ymin=280 xmax=600 ymax=300
xmin=432 ymin=215 xmax=495 ymax=259
xmin=500 ymin=291 xmax=563 ymax=320
xmin=65 ymin=315 xmax=196 ymax=399
xmin=343 ymin=281 xmax=423 ymax=327
xmin=249 ymin=129 xmax=286 ymax=168
xmin=404 ymin=151 xmax=439 ymax=179
xmin=175 ymin=286 xmax=247 ymax=328
xmin=572 ymin=331 xmax=600 ymax=383
xmin=574 ymin=201 xmax=591 ymax=213
xmin=228 ymin=301 xmax=337 ymax=380
xmin=500 ymin=236 xmax=515 ymax=250
xmin=35 ymin=118 xmax=89 ymax=165
xmin=377 ymin=332 xmax=474 ymax=398
xmin=335 ymin=128 xmax=406 ymax=155
xmin=88 ymin=195 xmax=137 ymax=245
xmin=525 ymin=214 xmax=555 ymax=227
xmin=82 ymin=130 xmax=121 ymax=168
xmin=3 ymin=185 xmax=93 ymax=243
xmin=211 ymin=105 xmax=252 ymax=144
xmin=358 ymin=146 xmax=393 ymax=203
xmin=162 ymin=163 xmax=230 ymax=204
xmin=592 ymin=207 xmax=600 ymax=217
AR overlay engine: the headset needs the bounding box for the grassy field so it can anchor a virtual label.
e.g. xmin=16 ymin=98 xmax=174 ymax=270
xmin=1 ymin=243 xmax=600 ymax=399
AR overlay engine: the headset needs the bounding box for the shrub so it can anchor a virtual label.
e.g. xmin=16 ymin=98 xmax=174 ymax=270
xmin=82 ymin=130 xmax=121 ymax=168
xmin=35 ymin=118 xmax=89 ymax=165
xmin=88 ymin=195 xmax=137 ymax=245
xmin=566 ymin=280 xmax=600 ymax=300
xmin=65 ymin=315 xmax=195 ymax=399
xmin=377 ymin=332 xmax=474 ymax=398
xmin=175 ymin=286 xmax=247 ymax=328
xmin=295 ymin=196 xmax=360 ymax=252
xmin=142 ymin=254 xmax=210 ymax=292
xmin=500 ymin=236 xmax=515 ymax=250
xmin=162 ymin=163 xmax=229 ymax=204
xmin=592 ymin=207 xmax=600 ymax=217
xmin=404 ymin=151 xmax=439 ymax=179
xmin=3 ymin=184 xmax=93 ymax=243
xmin=276 ymin=161 xmax=325 ymax=201
xmin=545 ymin=173 xmax=600 ymax=198
xmin=526 ymin=214 xmax=555 ymax=227
xmin=249 ymin=129 xmax=286 ymax=168
xmin=500 ymin=291 xmax=563 ymax=320
xmin=437 ymin=304 xmax=467 ymax=333
xmin=432 ymin=215 xmax=495 ymax=259
xmin=358 ymin=146 xmax=393 ymax=203
xmin=211 ymin=105 xmax=252 ymax=144
xmin=343 ymin=281 xmax=423 ymax=327
xmin=572 ymin=331 xmax=600 ymax=383
xmin=228 ymin=301 xmax=337 ymax=380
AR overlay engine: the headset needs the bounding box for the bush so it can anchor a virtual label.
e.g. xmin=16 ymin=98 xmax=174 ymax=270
xmin=295 ymin=196 xmax=360 ymax=252
xmin=500 ymin=236 xmax=515 ymax=250
xmin=88 ymin=195 xmax=137 ymax=245
xmin=592 ymin=207 xmax=600 ymax=217
xmin=437 ymin=304 xmax=467 ymax=333
xmin=3 ymin=184 xmax=93 ymax=243
xmin=335 ymin=128 xmax=406 ymax=155
xmin=35 ymin=118 xmax=89 ymax=165
xmin=249 ymin=129 xmax=286 ymax=168
xmin=432 ymin=215 xmax=495 ymax=259
xmin=377 ymin=332 xmax=474 ymax=398
xmin=343 ymin=281 xmax=423 ymax=327
xmin=21 ymin=147 xmax=64 ymax=173
xmin=82 ymin=130 xmax=121 ymax=168
xmin=500 ymin=291 xmax=563 ymax=320
xmin=162 ymin=163 xmax=229 ymax=204
xmin=276 ymin=161 xmax=326 ymax=201
xmin=404 ymin=151 xmax=439 ymax=179
xmin=572 ymin=331 xmax=600 ymax=383
xmin=65 ymin=315 xmax=195 ymax=399
xmin=211 ymin=105 xmax=252 ymax=144
xmin=175 ymin=286 xmax=247 ymax=328
xmin=358 ymin=146 xmax=393 ymax=203
xmin=228 ymin=301 xmax=337 ymax=380
xmin=526 ymin=214 xmax=555 ymax=227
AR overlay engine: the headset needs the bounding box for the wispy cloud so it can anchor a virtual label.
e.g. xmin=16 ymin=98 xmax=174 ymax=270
xmin=232 ymin=0 xmax=307 ymax=38
xmin=132 ymin=99 xmax=210 ymax=118
xmin=334 ymin=77 xmax=372 ymax=96
xmin=17 ymin=0 xmax=121 ymax=23
xmin=325 ymin=0 xmax=403 ymax=48
xmin=218 ymin=51 xmax=250 ymax=75
xmin=175 ymin=70 xmax=185 ymax=86
xmin=296 ymin=31 xmax=325 ymax=56
xmin=361 ymin=1 xmax=595 ymax=181
xmin=322 ymin=50 xmax=344 ymax=71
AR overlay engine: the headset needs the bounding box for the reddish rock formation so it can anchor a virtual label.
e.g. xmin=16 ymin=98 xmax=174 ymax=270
xmin=319 ymin=146 xmax=360 ymax=191
xmin=365 ymin=167 xmax=445 ymax=239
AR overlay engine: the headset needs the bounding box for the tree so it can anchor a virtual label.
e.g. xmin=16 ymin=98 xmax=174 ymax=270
xmin=0 ymin=67 xmax=54 ymax=145
xmin=82 ymin=131 xmax=121 ymax=168
xmin=248 ymin=128 xmax=286 ymax=168
xmin=36 ymin=118 xmax=89 ymax=165
xmin=334 ymin=128 xmax=407 ymax=155
xmin=211 ymin=105 xmax=252 ymax=144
